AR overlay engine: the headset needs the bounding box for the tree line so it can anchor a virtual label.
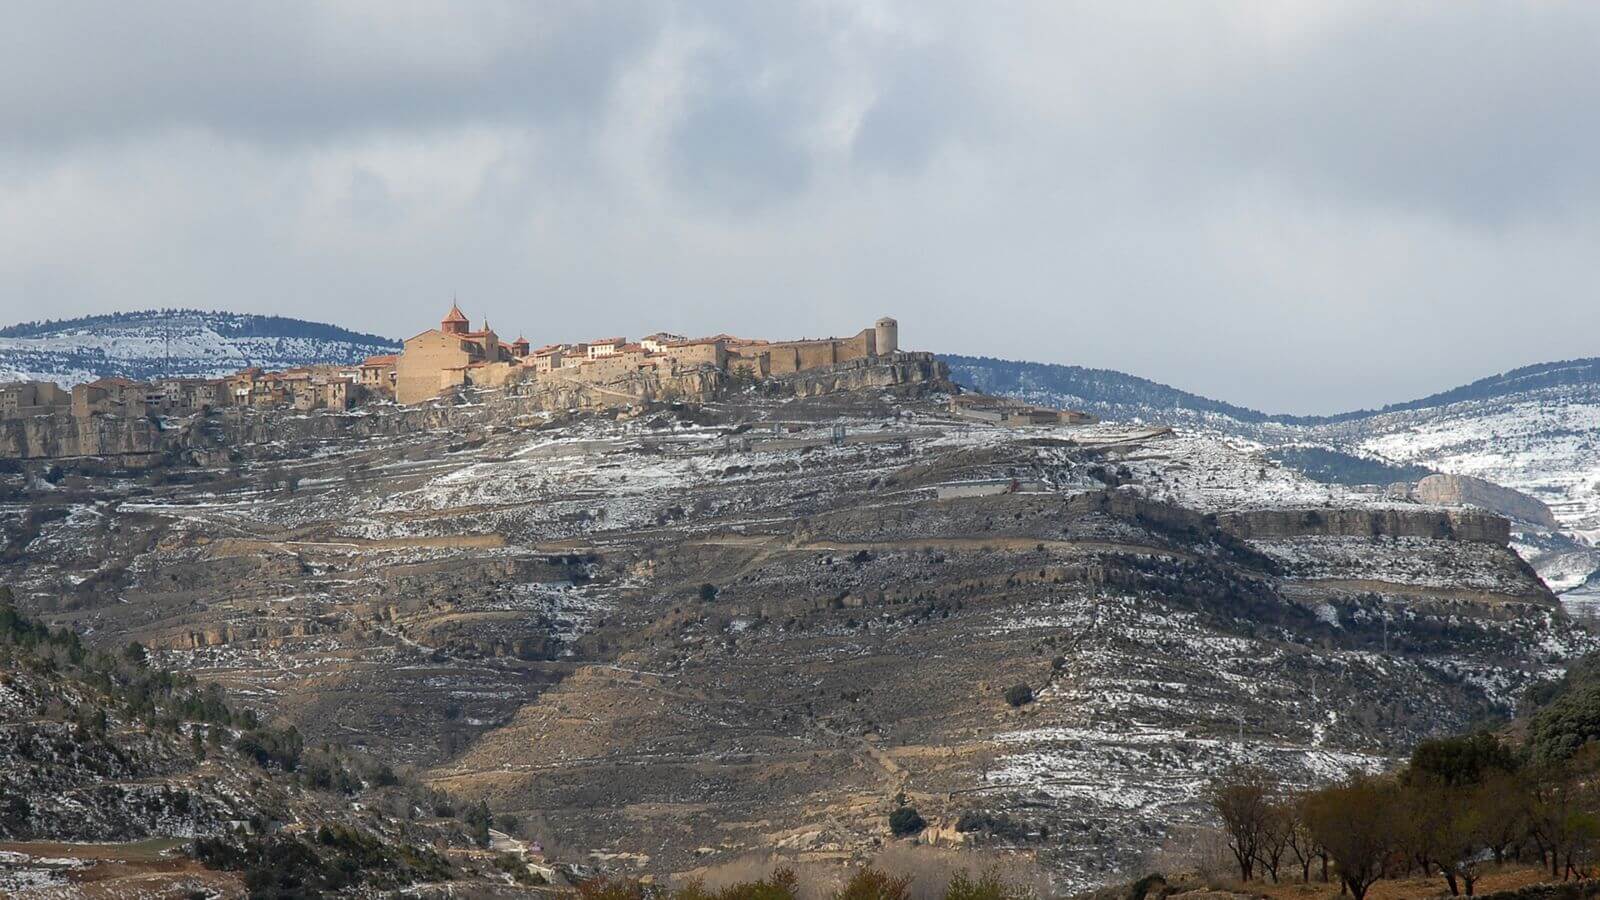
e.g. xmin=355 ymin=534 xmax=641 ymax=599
xmin=1209 ymin=731 xmax=1600 ymax=899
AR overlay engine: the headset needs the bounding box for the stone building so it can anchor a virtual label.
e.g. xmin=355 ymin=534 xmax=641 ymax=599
xmin=726 ymin=324 xmax=888 ymax=377
xmin=531 ymin=345 xmax=565 ymax=372
xmin=359 ymin=355 xmax=398 ymax=394
xmin=0 ymin=381 xmax=71 ymax=418
xmin=641 ymin=333 xmax=687 ymax=353
xmin=395 ymin=304 xmax=518 ymax=404
xmin=151 ymin=378 xmax=228 ymax=414
xmin=587 ymin=338 xmax=627 ymax=359
xmin=656 ymin=338 xmax=727 ymax=372
xmin=387 ymin=308 xmax=905 ymax=403
xmin=948 ymin=393 xmax=1095 ymax=426
xmin=73 ymin=377 xmax=151 ymax=418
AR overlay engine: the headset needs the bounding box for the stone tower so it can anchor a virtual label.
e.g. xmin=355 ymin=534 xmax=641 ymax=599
xmin=441 ymin=303 xmax=469 ymax=336
xmin=874 ymin=316 xmax=899 ymax=355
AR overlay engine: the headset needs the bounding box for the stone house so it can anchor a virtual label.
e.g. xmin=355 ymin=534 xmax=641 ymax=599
xmin=359 ymin=355 xmax=398 ymax=394
xmin=587 ymin=337 xmax=627 ymax=359
xmin=0 ymin=381 xmax=70 ymax=418
xmin=152 ymin=378 xmax=228 ymax=414
xmin=72 ymin=377 xmax=149 ymax=418
xmin=640 ymin=332 xmax=687 ymax=353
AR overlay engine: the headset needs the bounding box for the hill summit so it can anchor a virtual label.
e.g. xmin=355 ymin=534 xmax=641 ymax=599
xmin=0 ymin=309 xmax=398 ymax=385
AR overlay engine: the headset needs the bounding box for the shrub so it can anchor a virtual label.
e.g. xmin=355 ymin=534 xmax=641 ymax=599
xmin=944 ymin=867 xmax=1034 ymax=900
xmin=235 ymin=726 xmax=304 ymax=771
xmin=579 ymin=875 xmax=647 ymax=900
xmin=674 ymin=866 xmax=800 ymax=900
xmin=463 ymin=799 xmax=493 ymax=848
xmin=888 ymin=806 xmax=926 ymax=838
xmin=954 ymin=811 xmax=1030 ymax=842
xmin=1003 ymin=684 xmax=1033 ymax=708
xmin=699 ymin=583 xmax=719 ymax=602
xmin=836 ymin=866 xmax=912 ymax=900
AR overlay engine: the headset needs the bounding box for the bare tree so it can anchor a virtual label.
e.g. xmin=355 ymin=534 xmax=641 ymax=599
xmin=1207 ymin=765 xmax=1275 ymax=882
xmin=1281 ymin=794 xmax=1324 ymax=883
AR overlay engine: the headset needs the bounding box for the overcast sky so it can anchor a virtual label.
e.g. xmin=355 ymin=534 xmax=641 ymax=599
xmin=3 ymin=2 xmax=1598 ymax=414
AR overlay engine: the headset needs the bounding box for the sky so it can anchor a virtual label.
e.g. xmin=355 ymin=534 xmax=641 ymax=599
xmin=3 ymin=2 xmax=1599 ymax=415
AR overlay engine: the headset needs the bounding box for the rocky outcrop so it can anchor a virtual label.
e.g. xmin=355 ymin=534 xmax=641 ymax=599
xmin=0 ymin=356 xmax=946 ymax=460
xmin=0 ymin=412 xmax=164 ymax=459
xmin=1412 ymin=473 xmax=1559 ymax=528
xmin=782 ymin=352 xmax=951 ymax=397
xmin=1215 ymin=505 xmax=1511 ymax=545
xmin=1070 ymin=489 xmax=1513 ymax=546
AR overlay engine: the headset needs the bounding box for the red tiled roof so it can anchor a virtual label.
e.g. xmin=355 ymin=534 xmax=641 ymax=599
xmin=362 ymin=354 xmax=397 ymax=366
xmin=442 ymin=303 xmax=468 ymax=324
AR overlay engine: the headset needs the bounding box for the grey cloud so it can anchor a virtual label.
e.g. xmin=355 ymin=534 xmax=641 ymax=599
xmin=1155 ymin=4 xmax=1600 ymax=226
xmin=3 ymin=2 xmax=1600 ymax=414
xmin=1 ymin=3 xmax=659 ymax=146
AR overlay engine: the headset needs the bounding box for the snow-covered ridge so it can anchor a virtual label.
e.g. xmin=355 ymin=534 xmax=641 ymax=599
xmin=948 ymin=354 xmax=1600 ymax=599
xmin=0 ymin=309 xmax=398 ymax=386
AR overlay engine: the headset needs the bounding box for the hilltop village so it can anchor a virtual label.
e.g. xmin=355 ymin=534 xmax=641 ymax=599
xmin=382 ymin=303 xmax=904 ymax=404
xmin=0 ymin=304 xmax=905 ymax=420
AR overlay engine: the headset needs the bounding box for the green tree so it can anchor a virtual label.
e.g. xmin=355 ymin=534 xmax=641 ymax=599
xmin=888 ymin=806 xmax=925 ymax=837
xmin=1531 ymin=683 xmax=1600 ymax=763
xmin=1303 ymin=774 xmax=1403 ymax=900
xmin=464 ymin=799 xmax=492 ymax=848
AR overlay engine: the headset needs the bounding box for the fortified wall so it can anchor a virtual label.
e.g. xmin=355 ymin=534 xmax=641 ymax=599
xmin=0 ymin=353 xmax=948 ymax=462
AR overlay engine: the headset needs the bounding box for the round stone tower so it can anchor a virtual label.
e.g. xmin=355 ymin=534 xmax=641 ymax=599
xmin=874 ymin=316 xmax=899 ymax=355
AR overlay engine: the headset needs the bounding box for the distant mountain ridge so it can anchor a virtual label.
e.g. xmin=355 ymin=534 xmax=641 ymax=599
xmin=942 ymin=353 xmax=1600 ymax=427
xmin=940 ymin=354 xmax=1274 ymax=425
xmin=0 ymin=309 xmax=399 ymax=385
xmin=941 ymin=352 xmax=1600 ymax=599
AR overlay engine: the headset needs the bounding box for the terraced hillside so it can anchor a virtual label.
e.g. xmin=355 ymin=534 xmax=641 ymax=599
xmin=3 ymin=376 xmax=1591 ymax=891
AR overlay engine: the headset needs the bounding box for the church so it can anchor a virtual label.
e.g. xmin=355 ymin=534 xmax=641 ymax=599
xmin=394 ymin=304 xmax=526 ymax=404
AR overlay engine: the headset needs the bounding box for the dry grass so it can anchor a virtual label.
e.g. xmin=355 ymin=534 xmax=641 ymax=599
xmin=677 ymin=846 xmax=1052 ymax=900
xmin=1225 ymin=864 xmax=1555 ymax=899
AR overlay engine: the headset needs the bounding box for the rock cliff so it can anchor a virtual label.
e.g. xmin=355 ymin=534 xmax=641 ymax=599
xmin=1412 ymin=472 xmax=1560 ymax=529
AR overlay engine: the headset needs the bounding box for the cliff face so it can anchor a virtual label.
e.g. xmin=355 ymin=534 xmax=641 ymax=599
xmin=1412 ymin=473 xmax=1560 ymax=529
xmin=783 ymin=352 xmax=950 ymax=396
xmin=1216 ymin=505 xmax=1512 ymax=545
xmin=0 ymin=356 xmax=948 ymax=461
xmin=0 ymin=413 xmax=164 ymax=459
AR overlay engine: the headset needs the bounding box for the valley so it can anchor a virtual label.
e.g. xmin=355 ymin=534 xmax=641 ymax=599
xmin=3 ymin=358 xmax=1588 ymax=892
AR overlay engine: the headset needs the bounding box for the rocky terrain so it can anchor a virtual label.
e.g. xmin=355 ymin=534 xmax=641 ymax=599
xmin=0 ymin=596 xmax=551 ymax=897
xmin=945 ymin=354 xmax=1600 ymax=617
xmin=2 ymin=355 xmax=1590 ymax=893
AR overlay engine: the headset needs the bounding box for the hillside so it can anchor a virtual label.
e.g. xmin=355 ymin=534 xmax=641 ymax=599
xmin=0 ymin=369 xmax=1584 ymax=891
xmin=942 ymin=353 xmax=1600 ymax=603
xmin=0 ymin=309 xmax=398 ymax=385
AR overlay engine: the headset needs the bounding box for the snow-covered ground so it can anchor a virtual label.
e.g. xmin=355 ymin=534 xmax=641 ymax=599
xmin=0 ymin=310 xmax=396 ymax=385
xmin=1327 ymin=386 xmax=1600 ymax=534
